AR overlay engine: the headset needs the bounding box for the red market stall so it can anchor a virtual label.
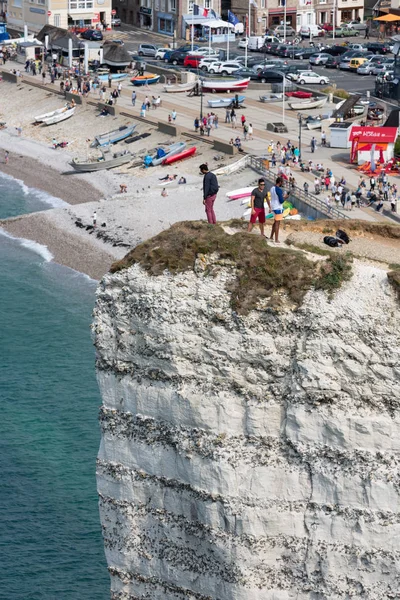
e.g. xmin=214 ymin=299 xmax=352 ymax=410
xmin=350 ymin=126 xmax=398 ymax=172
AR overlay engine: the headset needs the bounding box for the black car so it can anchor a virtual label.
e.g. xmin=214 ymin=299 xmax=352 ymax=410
xmin=280 ymin=62 xmax=311 ymax=74
xmin=231 ymin=67 xmax=261 ymax=80
xmin=324 ymin=55 xmax=341 ymax=68
xmin=268 ymin=44 xmax=281 ymax=55
xmin=323 ymin=45 xmax=350 ymax=56
xmin=167 ymin=50 xmax=188 ymax=65
xmin=365 ymin=42 xmax=391 ymax=55
xmin=257 ymin=69 xmax=284 ymax=83
xmin=277 ymin=45 xmax=301 ymax=58
xmin=81 ymin=29 xmax=103 ymax=41
xmin=293 ymin=47 xmax=319 ymax=60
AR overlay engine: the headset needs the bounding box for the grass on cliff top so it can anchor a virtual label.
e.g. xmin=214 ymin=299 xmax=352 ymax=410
xmin=110 ymin=221 xmax=352 ymax=314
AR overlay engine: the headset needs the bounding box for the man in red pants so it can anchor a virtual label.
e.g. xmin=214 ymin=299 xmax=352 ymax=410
xmin=200 ymin=163 xmax=219 ymax=224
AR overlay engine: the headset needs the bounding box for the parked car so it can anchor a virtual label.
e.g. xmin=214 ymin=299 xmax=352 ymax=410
xmin=257 ymin=69 xmax=285 ymax=83
xmin=183 ymin=55 xmax=203 ymax=68
xmin=323 ymin=45 xmax=351 ymax=56
xmin=309 ymin=52 xmax=332 ymax=66
xmin=373 ymin=60 xmax=395 ymax=76
xmin=138 ymin=43 xmax=161 ymax=57
xmin=273 ymin=25 xmax=296 ymax=38
xmin=231 ymin=67 xmax=260 ymax=80
xmin=344 ymin=20 xmax=367 ymax=31
xmin=339 ymin=51 xmax=373 ymax=69
xmin=356 ymin=56 xmax=390 ymax=75
xmin=266 ymin=43 xmax=281 ymax=55
xmin=293 ymin=47 xmax=320 ymax=60
xmin=321 ymin=23 xmax=334 ymax=32
xmin=277 ymin=44 xmax=301 ymax=58
xmin=288 ymin=70 xmax=329 ymax=84
xmin=325 ymin=55 xmax=341 ymax=68
xmin=248 ymin=59 xmax=286 ymax=71
xmin=208 ymin=60 xmax=242 ymax=75
xmin=81 ymin=29 xmax=103 ymax=41
xmin=247 ymin=36 xmax=267 ymax=51
xmin=199 ymin=57 xmax=218 ymax=70
xmin=299 ymin=25 xmax=324 ymax=38
xmin=111 ymin=17 xmax=121 ymax=26
xmin=168 ymin=51 xmax=189 ymax=65
xmin=347 ymin=43 xmax=366 ymax=52
xmin=155 ymin=47 xmax=169 ymax=60
xmin=332 ymin=26 xmax=359 ymax=37
xmin=238 ymin=38 xmax=248 ymax=49
xmin=349 ymin=57 xmax=370 ymax=70
xmin=189 ymin=47 xmax=219 ymax=56
xmin=365 ymin=42 xmax=392 ymax=55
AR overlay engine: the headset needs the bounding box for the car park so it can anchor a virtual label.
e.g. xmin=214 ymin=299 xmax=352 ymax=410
xmin=288 ymin=70 xmax=329 ymax=84
xmin=257 ymin=69 xmax=286 ymax=83
xmin=347 ymin=43 xmax=366 ymax=52
xmin=111 ymin=17 xmax=121 ymax=26
xmin=365 ymin=42 xmax=392 ymax=55
xmin=293 ymin=47 xmax=320 ymax=60
xmin=276 ymin=44 xmax=301 ymax=58
xmin=309 ymin=53 xmax=332 ymax=66
xmin=273 ymin=25 xmax=296 ymax=38
xmin=373 ymin=60 xmax=395 ymax=76
xmin=81 ymin=29 xmax=103 ymax=41
xmin=356 ymin=56 xmax=390 ymax=75
xmin=248 ymin=59 xmax=286 ymax=71
xmin=247 ymin=36 xmax=266 ymax=51
xmin=339 ymin=51 xmax=373 ymax=69
xmin=344 ymin=20 xmax=367 ymax=31
xmin=138 ymin=43 xmax=161 ymax=57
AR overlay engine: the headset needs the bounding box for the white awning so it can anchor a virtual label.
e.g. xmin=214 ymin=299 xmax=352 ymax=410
xmin=183 ymin=15 xmax=234 ymax=28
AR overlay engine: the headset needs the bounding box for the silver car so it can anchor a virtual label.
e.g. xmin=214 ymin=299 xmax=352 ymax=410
xmin=373 ymin=61 xmax=395 ymax=76
xmin=344 ymin=20 xmax=367 ymax=31
xmin=273 ymin=25 xmax=296 ymax=38
xmin=309 ymin=53 xmax=331 ymax=66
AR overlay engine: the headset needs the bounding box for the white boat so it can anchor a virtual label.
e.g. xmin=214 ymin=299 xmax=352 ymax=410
xmin=259 ymin=94 xmax=284 ymax=103
xmin=163 ymin=81 xmax=198 ymax=93
xmin=208 ymin=95 xmax=245 ymax=108
xmin=288 ymin=97 xmax=328 ymax=111
xmin=35 ymin=105 xmax=75 ymax=124
xmin=306 ymin=119 xmax=323 ymax=130
xmin=69 ymin=149 xmax=132 ymax=172
xmin=353 ymin=104 xmax=365 ymax=116
xmin=149 ymin=142 xmax=187 ymax=166
xmin=41 ymin=107 xmax=76 ymax=126
xmin=201 ymin=78 xmax=250 ymax=92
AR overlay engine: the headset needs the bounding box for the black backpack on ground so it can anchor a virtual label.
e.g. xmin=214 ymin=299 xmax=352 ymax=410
xmin=335 ymin=229 xmax=350 ymax=244
xmin=324 ymin=236 xmax=341 ymax=248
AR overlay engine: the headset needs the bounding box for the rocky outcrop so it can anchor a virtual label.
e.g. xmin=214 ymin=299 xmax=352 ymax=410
xmin=93 ymin=254 xmax=400 ymax=600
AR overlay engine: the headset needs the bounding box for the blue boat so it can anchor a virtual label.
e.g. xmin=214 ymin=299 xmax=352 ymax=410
xmin=91 ymin=124 xmax=137 ymax=147
xmin=97 ymin=73 xmax=128 ymax=82
xmin=130 ymin=74 xmax=160 ymax=86
xmin=207 ymin=95 xmax=245 ymax=108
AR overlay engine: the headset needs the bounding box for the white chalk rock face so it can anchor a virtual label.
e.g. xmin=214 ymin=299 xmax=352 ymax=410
xmin=93 ymin=259 xmax=400 ymax=600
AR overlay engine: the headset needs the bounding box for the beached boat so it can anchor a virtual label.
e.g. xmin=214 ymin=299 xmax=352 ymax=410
xmin=40 ymin=107 xmax=76 ymax=126
xmin=207 ymin=95 xmax=245 ymax=108
xmin=285 ymin=91 xmax=312 ymax=99
xmin=288 ymin=97 xmax=328 ymax=111
xmin=69 ymin=149 xmax=132 ymax=172
xmin=35 ymin=105 xmax=75 ymax=124
xmin=201 ymin=78 xmax=250 ymax=93
xmin=149 ymin=142 xmax=187 ymax=166
xmin=353 ymin=104 xmax=365 ymax=116
xmin=91 ymin=124 xmax=137 ymax=147
xmin=259 ymin=94 xmax=284 ymax=103
xmin=163 ymin=81 xmax=198 ymax=93
xmin=97 ymin=73 xmax=127 ymax=82
xmin=163 ymin=146 xmax=196 ymax=165
xmin=306 ymin=118 xmax=323 ymax=130
xmin=131 ymin=74 xmax=160 ymax=86
xmin=226 ymin=186 xmax=254 ymax=200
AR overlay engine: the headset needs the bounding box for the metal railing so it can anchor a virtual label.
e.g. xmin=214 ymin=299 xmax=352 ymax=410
xmin=248 ymin=156 xmax=350 ymax=220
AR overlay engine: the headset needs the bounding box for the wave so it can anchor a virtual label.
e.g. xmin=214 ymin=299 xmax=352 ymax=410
xmin=0 ymin=171 xmax=67 ymax=208
xmin=0 ymin=227 xmax=54 ymax=262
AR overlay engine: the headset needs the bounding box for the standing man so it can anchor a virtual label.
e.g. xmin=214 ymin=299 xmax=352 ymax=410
xmin=200 ymin=163 xmax=219 ymax=224
xmin=321 ymin=130 xmax=326 ymax=146
xmin=108 ymin=71 xmax=112 ymax=88
xmin=365 ymin=21 xmax=370 ymax=39
xmin=247 ymin=179 xmax=271 ymax=237
xmin=311 ymin=136 xmax=316 ymax=153
xmin=269 ymin=176 xmax=288 ymax=243
xmin=131 ymin=90 xmax=136 ymax=106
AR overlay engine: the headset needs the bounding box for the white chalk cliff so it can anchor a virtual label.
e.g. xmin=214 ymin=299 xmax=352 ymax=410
xmin=93 ymin=254 xmax=400 ymax=600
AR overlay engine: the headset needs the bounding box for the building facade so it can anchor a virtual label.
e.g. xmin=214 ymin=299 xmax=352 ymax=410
xmin=6 ymin=0 xmax=111 ymax=33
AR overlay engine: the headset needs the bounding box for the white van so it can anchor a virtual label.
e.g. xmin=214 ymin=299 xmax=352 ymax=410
xmin=247 ymin=36 xmax=266 ymax=51
xmin=299 ymin=25 xmax=323 ymax=38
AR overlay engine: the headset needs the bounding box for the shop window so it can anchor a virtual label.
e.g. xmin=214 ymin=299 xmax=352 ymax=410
xmin=54 ymin=13 xmax=61 ymax=26
xmin=159 ymin=17 xmax=173 ymax=34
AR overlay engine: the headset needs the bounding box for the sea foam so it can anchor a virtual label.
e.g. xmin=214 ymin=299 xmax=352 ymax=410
xmin=0 ymin=171 xmax=67 ymax=208
xmin=0 ymin=228 xmax=54 ymax=262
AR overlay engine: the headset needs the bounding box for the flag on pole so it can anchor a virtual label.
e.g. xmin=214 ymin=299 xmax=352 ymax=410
xmin=209 ymin=8 xmax=217 ymax=17
xmin=228 ymin=10 xmax=239 ymax=25
xmin=203 ymin=7 xmax=209 ymax=16
xmin=193 ymin=3 xmax=200 ymax=15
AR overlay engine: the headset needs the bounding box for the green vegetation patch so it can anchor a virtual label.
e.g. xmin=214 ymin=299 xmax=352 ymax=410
xmin=111 ymin=221 xmax=353 ymax=314
xmin=321 ymin=87 xmax=350 ymax=100
xmin=314 ymin=253 xmax=353 ymax=297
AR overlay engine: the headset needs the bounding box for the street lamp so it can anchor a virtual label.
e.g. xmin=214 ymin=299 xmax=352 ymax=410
xmin=199 ymin=77 xmax=204 ymax=120
xmin=297 ymin=113 xmax=303 ymax=159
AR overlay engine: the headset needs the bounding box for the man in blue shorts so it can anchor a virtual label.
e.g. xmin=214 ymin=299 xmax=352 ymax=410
xmin=247 ymin=179 xmax=271 ymax=237
xmin=269 ymin=176 xmax=288 ymax=243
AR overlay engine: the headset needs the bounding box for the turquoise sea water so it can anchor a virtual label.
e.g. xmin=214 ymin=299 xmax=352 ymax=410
xmin=0 ymin=173 xmax=109 ymax=599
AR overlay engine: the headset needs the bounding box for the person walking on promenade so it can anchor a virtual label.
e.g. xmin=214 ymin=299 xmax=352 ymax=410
xmin=247 ymin=178 xmax=271 ymax=237
xmin=311 ymin=137 xmax=316 ymax=153
xmin=200 ymin=163 xmax=219 ymax=224
xmin=131 ymin=90 xmax=136 ymax=106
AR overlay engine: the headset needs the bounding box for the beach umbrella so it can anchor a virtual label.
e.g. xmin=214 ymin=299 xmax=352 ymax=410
xmin=374 ymin=14 xmax=400 ymax=22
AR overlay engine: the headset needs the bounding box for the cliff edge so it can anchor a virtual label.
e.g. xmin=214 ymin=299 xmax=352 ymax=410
xmin=94 ymin=222 xmax=400 ymax=600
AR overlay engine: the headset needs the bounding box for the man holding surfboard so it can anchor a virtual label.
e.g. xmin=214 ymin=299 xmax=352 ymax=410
xmin=247 ymin=179 xmax=271 ymax=237
xmin=270 ymin=176 xmax=288 ymax=244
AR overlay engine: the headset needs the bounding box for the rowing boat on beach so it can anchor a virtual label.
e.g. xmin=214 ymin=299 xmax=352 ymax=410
xmin=259 ymin=94 xmax=284 ymax=103
xmin=35 ymin=106 xmax=75 ymax=125
xmin=131 ymin=74 xmax=160 ymax=86
xmin=146 ymin=142 xmax=187 ymax=166
xmin=207 ymin=95 xmax=245 ymax=108
xmin=70 ymin=149 xmax=132 ymax=172
xmin=97 ymin=73 xmax=127 ymax=82
xmin=91 ymin=124 xmax=137 ymax=147
xmin=201 ymin=78 xmax=250 ymax=92
xmin=163 ymin=81 xmax=198 ymax=93
xmin=288 ymin=97 xmax=328 ymax=111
